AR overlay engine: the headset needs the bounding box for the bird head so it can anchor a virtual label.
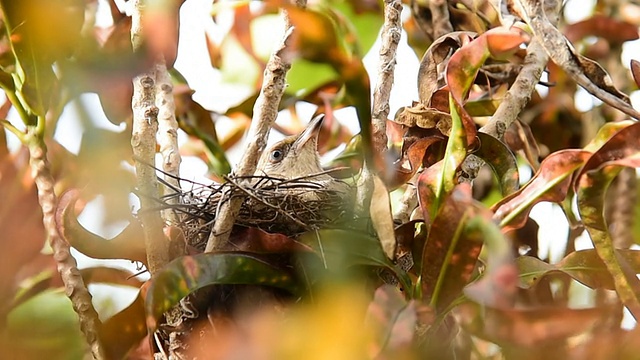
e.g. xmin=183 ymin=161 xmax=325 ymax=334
xmin=256 ymin=114 xmax=327 ymax=180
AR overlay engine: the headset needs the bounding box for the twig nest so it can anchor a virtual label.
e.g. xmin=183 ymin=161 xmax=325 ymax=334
xmin=172 ymin=175 xmax=354 ymax=251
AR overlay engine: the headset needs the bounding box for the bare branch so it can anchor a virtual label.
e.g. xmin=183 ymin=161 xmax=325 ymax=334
xmin=131 ymin=73 xmax=171 ymax=273
xmin=372 ymin=0 xmax=403 ymax=153
xmin=155 ymin=60 xmax=182 ymax=225
xmin=205 ymin=22 xmax=294 ymax=252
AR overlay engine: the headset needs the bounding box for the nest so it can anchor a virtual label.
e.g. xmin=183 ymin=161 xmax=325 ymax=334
xmin=162 ymin=174 xmax=353 ymax=251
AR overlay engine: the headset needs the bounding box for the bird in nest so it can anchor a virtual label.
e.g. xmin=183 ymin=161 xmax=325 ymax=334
xmin=171 ymin=114 xmax=355 ymax=250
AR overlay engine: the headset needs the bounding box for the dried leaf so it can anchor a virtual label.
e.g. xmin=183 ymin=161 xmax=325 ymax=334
xmin=418 ymin=32 xmax=475 ymax=106
xmin=369 ymin=175 xmax=397 ymax=260
xmin=394 ymin=103 xmax=452 ymax=136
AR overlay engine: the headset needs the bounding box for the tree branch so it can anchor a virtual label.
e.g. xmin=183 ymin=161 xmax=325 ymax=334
xmin=27 ymin=128 xmax=105 ymax=360
xmin=155 ymin=59 xmax=182 ymax=225
xmin=205 ymin=22 xmax=294 ymax=253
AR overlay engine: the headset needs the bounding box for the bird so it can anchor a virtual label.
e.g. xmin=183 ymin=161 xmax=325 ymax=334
xmin=254 ymin=114 xmax=352 ymax=198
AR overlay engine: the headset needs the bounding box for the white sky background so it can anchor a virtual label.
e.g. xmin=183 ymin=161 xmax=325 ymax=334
xmin=3 ymin=0 xmax=639 ymax=323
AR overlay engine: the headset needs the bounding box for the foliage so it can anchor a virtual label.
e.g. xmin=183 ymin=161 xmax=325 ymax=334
xmin=0 ymin=0 xmax=640 ymax=359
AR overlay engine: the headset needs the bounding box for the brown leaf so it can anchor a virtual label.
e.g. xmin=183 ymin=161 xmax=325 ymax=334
xmin=418 ymin=32 xmax=475 ymax=106
xmin=369 ymin=176 xmax=397 ymax=260
xmin=81 ymin=267 xmax=143 ymax=288
xmin=420 ymin=184 xmax=485 ymax=313
xmin=564 ymin=14 xmax=639 ymax=44
xmin=0 ymin=148 xmax=45 ymax=305
xmin=631 ymin=59 xmax=640 ymax=88
xmin=365 ymin=285 xmax=416 ymax=359
xmin=226 ymin=227 xmax=312 ymax=254
xmin=455 ymin=302 xmax=611 ymax=348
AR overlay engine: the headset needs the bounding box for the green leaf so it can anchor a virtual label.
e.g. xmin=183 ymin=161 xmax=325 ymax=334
xmin=6 ymin=290 xmax=86 ymax=360
xmin=576 ymin=121 xmax=640 ymax=318
xmin=145 ymin=252 xmax=303 ymax=331
xmin=0 ymin=0 xmax=84 ymax=116
xmin=416 ymin=94 xmax=467 ymax=221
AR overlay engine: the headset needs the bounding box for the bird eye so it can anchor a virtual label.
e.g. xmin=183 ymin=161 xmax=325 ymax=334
xmin=269 ymin=149 xmax=284 ymax=162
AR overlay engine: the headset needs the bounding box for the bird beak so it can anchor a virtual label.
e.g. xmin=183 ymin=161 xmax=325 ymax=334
xmin=293 ymin=114 xmax=324 ymax=153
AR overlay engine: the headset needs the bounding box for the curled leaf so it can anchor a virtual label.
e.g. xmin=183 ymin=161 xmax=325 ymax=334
xmin=55 ymin=190 xmax=147 ymax=264
xmin=492 ymin=150 xmax=591 ymax=232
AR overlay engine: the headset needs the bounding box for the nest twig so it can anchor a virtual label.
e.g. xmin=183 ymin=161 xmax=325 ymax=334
xmin=158 ymin=172 xmax=352 ymax=251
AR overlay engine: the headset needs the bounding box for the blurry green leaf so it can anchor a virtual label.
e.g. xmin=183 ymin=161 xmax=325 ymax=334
xmin=330 ymin=1 xmax=383 ymax=56
xmin=577 ymin=122 xmax=640 ymax=318
xmin=5 ymin=290 xmax=86 ymax=360
xmin=583 ymin=120 xmax=636 ymax=153
xmin=299 ymin=229 xmax=411 ymax=291
xmin=492 ymin=150 xmax=591 ymax=232
xmin=474 ymin=132 xmax=519 ymax=196
xmin=145 ymin=252 xmax=302 ymax=331
xmin=0 ymin=0 xmax=84 ymax=116
xmin=286 ymin=60 xmax=337 ymax=94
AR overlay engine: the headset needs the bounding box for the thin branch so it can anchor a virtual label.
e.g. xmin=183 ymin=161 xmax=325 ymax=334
xmin=371 ymin=0 xmax=403 ymax=153
xmin=27 ymin=127 xmax=105 ymax=360
xmin=204 ymin=21 xmax=294 ymax=252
